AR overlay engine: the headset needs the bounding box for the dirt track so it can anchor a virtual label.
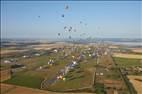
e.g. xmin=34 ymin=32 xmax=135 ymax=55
xmin=1 ymin=83 xmax=93 ymax=94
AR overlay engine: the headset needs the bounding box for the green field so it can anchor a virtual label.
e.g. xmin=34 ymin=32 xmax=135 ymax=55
xmin=94 ymin=83 xmax=105 ymax=94
xmin=4 ymin=73 xmax=43 ymax=88
xmin=3 ymin=50 xmax=73 ymax=89
xmin=2 ymin=47 xmax=97 ymax=91
xmin=47 ymin=57 xmax=97 ymax=91
xmin=113 ymin=57 xmax=142 ymax=67
xmin=3 ymin=46 xmax=136 ymax=93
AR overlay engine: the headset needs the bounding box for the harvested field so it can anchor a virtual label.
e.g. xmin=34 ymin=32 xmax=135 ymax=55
xmin=0 ymin=83 xmax=93 ymax=94
xmin=1 ymin=83 xmax=16 ymax=94
xmin=29 ymin=43 xmax=68 ymax=50
xmin=98 ymin=79 xmax=124 ymax=90
xmin=103 ymin=80 xmax=123 ymax=90
xmin=130 ymin=48 xmax=142 ymax=53
xmin=127 ymin=75 xmax=142 ymax=94
xmin=112 ymin=53 xmax=142 ymax=59
xmin=109 ymin=45 xmax=119 ymax=49
xmin=0 ymin=69 xmax=11 ymax=82
xmin=0 ymin=50 xmax=27 ymax=55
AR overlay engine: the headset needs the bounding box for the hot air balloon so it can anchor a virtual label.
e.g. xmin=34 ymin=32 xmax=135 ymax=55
xmin=74 ymin=29 xmax=76 ymax=32
xmin=69 ymin=36 xmax=72 ymax=39
xmin=64 ymin=26 xmax=67 ymax=29
xmin=58 ymin=33 xmax=61 ymax=36
xmin=61 ymin=14 xmax=64 ymax=18
xmin=65 ymin=5 xmax=69 ymax=10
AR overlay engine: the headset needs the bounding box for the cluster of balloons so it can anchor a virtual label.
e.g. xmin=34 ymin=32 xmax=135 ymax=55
xmin=58 ymin=5 xmax=88 ymax=40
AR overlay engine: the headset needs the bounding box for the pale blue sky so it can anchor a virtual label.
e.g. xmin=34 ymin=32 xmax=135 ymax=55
xmin=1 ymin=1 xmax=142 ymax=39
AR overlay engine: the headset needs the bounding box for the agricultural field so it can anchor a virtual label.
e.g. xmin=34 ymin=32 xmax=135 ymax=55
xmin=1 ymin=83 xmax=92 ymax=94
xmin=3 ymin=49 xmax=73 ymax=88
xmin=47 ymin=59 xmax=96 ymax=91
xmin=129 ymin=48 xmax=142 ymax=54
xmin=1 ymin=41 xmax=141 ymax=94
xmin=127 ymin=75 xmax=142 ymax=94
xmin=0 ymin=69 xmax=11 ymax=82
xmin=113 ymin=57 xmax=142 ymax=75
xmin=1 ymin=43 xmax=98 ymax=93
xmin=112 ymin=53 xmax=142 ymax=59
xmin=95 ymin=55 xmax=130 ymax=94
xmin=112 ymin=47 xmax=142 ymax=94
xmin=113 ymin=57 xmax=142 ymax=67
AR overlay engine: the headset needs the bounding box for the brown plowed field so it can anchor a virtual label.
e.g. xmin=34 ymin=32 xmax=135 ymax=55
xmin=0 ymin=83 xmax=93 ymax=94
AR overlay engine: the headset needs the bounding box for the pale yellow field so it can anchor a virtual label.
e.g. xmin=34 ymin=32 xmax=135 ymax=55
xmin=29 ymin=43 xmax=67 ymax=50
xmin=112 ymin=53 xmax=142 ymax=59
xmin=0 ymin=50 xmax=27 ymax=55
xmin=109 ymin=45 xmax=119 ymax=49
xmin=127 ymin=75 xmax=142 ymax=94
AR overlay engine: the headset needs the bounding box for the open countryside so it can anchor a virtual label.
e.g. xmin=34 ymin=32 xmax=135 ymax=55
xmin=1 ymin=1 xmax=141 ymax=94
